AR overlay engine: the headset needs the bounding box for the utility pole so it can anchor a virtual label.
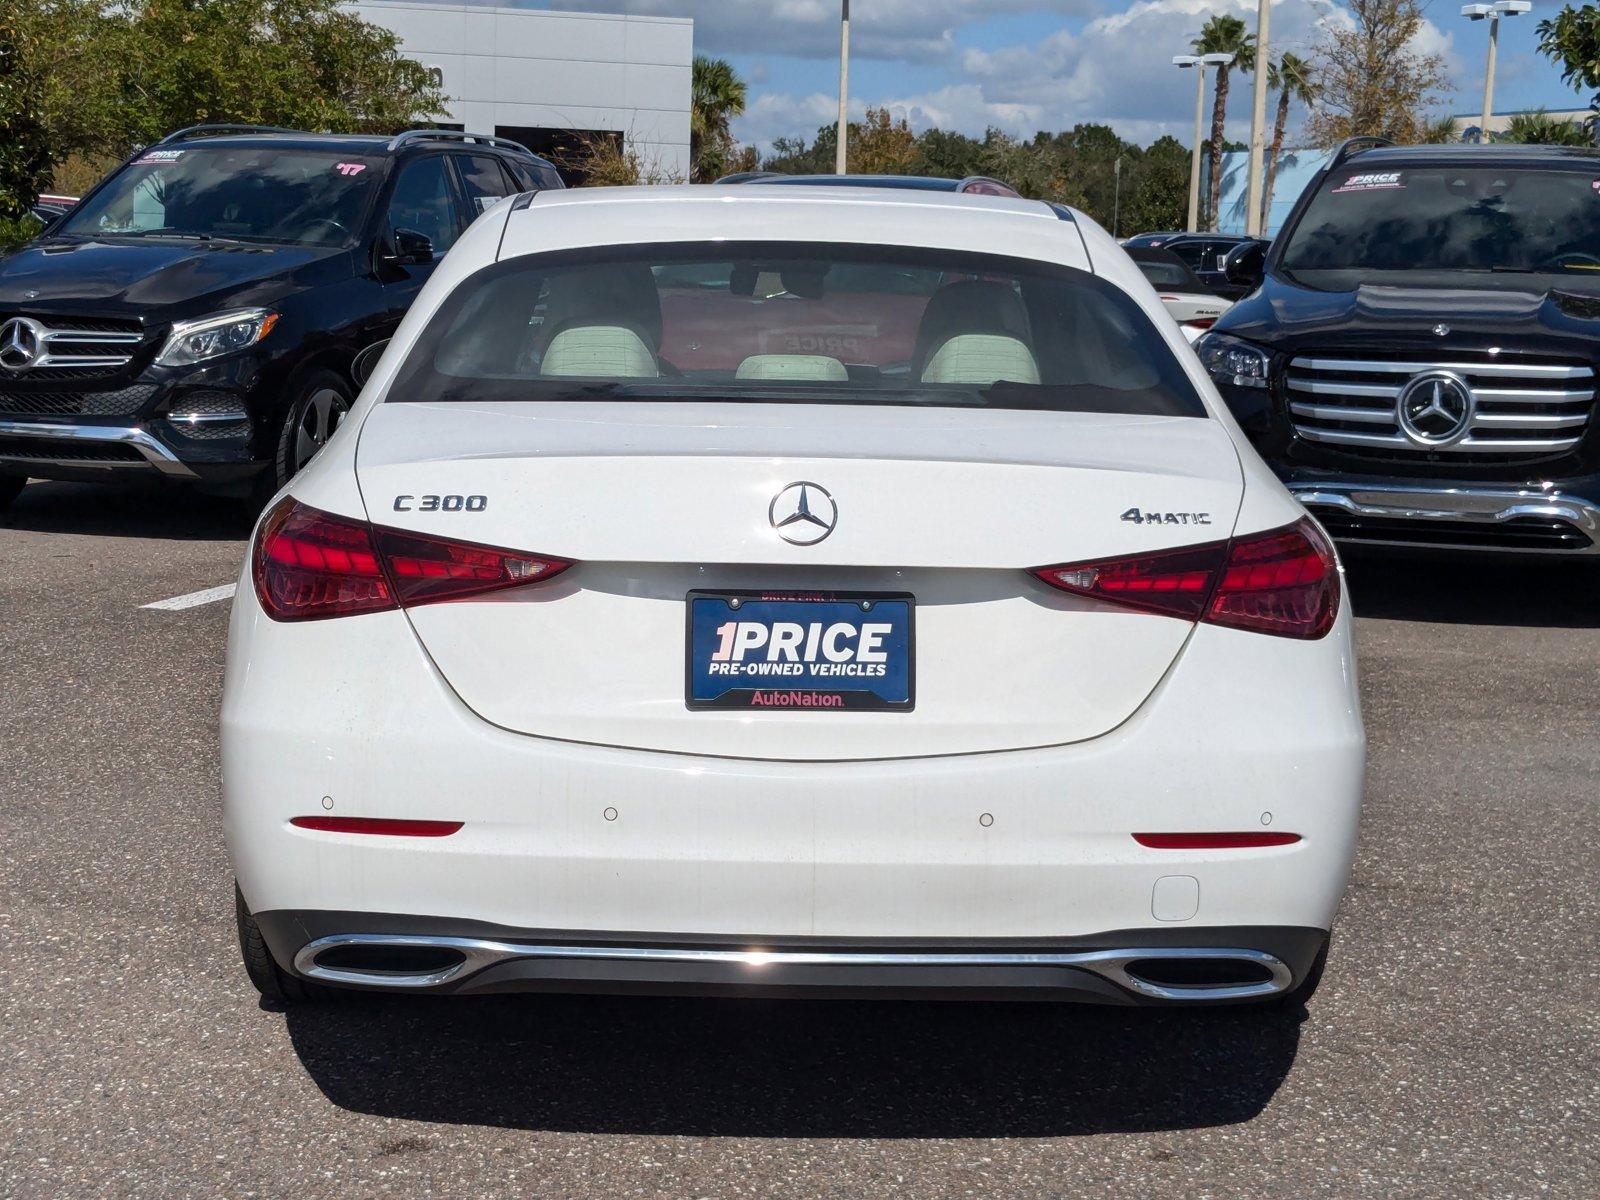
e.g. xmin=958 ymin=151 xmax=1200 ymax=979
xmin=1112 ymin=155 xmax=1123 ymax=238
xmin=836 ymin=0 xmax=851 ymax=173
xmin=1245 ymin=0 xmax=1271 ymax=236
xmin=1462 ymin=2 xmax=1530 ymax=144
xmin=1173 ymin=53 xmax=1232 ymax=233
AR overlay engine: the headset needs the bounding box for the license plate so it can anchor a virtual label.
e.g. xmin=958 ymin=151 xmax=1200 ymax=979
xmin=686 ymin=591 xmax=914 ymax=712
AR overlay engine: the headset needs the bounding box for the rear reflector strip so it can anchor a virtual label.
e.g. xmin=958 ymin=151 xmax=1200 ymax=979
xmin=1134 ymin=832 xmax=1301 ymax=849
xmin=290 ymin=816 xmax=464 ymax=837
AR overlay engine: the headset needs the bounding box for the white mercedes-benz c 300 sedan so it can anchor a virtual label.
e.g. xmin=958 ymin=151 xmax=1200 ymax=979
xmin=223 ymin=186 xmax=1364 ymax=1009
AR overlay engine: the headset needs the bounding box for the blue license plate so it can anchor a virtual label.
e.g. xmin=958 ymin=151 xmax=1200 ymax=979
xmin=686 ymin=592 xmax=914 ymax=712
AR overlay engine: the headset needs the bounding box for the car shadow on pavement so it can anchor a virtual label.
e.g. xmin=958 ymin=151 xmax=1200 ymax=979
xmin=1342 ymin=550 xmax=1600 ymax=628
xmin=0 ymin=479 xmax=256 ymax=540
xmin=284 ymin=994 xmax=1300 ymax=1138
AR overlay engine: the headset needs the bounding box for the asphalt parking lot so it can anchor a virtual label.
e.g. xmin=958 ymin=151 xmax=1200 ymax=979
xmin=2 ymin=478 xmax=1596 ymax=1199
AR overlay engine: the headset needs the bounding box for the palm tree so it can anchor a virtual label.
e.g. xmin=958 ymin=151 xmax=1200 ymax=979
xmin=1262 ymin=52 xmax=1316 ymax=228
xmin=691 ymin=56 xmax=748 ymax=183
xmin=1505 ymin=108 xmax=1593 ymax=147
xmin=1191 ymin=15 xmax=1255 ymax=230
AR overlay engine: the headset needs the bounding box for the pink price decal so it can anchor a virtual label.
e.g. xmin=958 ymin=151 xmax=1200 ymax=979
xmin=335 ymin=162 xmax=367 ymax=176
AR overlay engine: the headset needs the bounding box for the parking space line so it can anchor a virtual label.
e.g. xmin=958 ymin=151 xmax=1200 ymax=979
xmin=141 ymin=583 xmax=238 ymax=611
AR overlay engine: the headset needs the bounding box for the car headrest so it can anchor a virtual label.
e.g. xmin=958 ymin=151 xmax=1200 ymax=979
xmin=920 ymin=334 xmax=1040 ymax=386
xmin=539 ymin=325 xmax=659 ymax=379
xmin=911 ymin=280 xmax=1031 ymax=378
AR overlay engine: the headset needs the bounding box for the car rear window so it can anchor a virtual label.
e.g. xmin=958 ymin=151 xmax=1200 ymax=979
xmin=388 ymin=242 xmax=1205 ymax=417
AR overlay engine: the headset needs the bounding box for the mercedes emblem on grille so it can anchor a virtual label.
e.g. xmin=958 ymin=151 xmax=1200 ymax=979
xmin=769 ymin=481 xmax=837 ymax=545
xmin=0 ymin=317 xmax=43 ymax=371
xmin=1396 ymin=370 xmax=1474 ymax=447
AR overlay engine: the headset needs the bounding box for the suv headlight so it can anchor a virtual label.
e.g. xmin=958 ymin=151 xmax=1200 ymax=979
xmin=156 ymin=308 xmax=279 ymax=367
xmin=1194 ymin=331 xmax=1270 ymax=390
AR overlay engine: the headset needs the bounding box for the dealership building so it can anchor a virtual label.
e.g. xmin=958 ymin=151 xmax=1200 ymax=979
xmin=348 ymin=1 xmax=694 ymax=180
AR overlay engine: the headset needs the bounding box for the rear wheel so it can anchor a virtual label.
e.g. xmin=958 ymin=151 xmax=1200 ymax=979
xmin=0 ymin=475 xmax=25 ymax=510
xmin=234 ymin=883 xmax=334 ymax=1005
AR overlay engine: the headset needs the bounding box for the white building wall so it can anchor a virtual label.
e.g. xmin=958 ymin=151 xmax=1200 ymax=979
xmin=349 ymin=2 xmax=693 ymax=179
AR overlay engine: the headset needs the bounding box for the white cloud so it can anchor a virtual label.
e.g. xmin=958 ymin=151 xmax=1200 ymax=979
xmin=537 ymin=0 xmax=1098 ymax=61
xmin=734 ymin=0 xmax=1464 ymax=150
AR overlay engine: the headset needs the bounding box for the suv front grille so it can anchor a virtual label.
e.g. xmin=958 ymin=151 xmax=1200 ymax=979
xmin=0 ymin=314 xmax=147 ymax=382
xmin=0 ymin=384 xmax=157 ymax=416
xmin=1285 ymin=356 xmax=1596 ymax=460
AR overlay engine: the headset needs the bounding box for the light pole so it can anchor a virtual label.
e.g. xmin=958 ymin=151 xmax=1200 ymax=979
xmin=1173 ymin=53 xmax=1233 ymax=233
xmin=1462 ymin=1 xmax=1530 ymax=145
xmin=836 ymin=0 xmax=851 ymax=173
xmin=1245 ymin=0 xmax=1271 ymax=237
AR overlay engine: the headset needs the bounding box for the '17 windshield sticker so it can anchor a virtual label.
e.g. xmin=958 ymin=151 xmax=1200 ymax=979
xmin=1333 ymin=171 xmax=1404 ymax=194
xmin=335 ymin=162 xmax=367 ymax=176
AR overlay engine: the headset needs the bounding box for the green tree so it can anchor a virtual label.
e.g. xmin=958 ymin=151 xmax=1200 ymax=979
xmin=15 ymin=0 xmax=447 ymax=186
xmin=1262 ymin=52 xmax=1316 ymax=225
xmin=0 ymin=1 xmax=53 ymax=222
xmin=1303 ymin=0 xmax=1450 ymax=145
xmin=1192 ymin=14 xmax=1256 ymax=231
xmin=1505 ymin=108 xmax=1593 ymax=146
xmin=1537 ymin=5 xmax=1600 ymax=142
xmin=690 ymin=55 xmax=747 ymax=182
xmin=1121 ymin=135 xmax=1191 ymax=235
xmin=851 ymin=107 xmax=918 ymax=174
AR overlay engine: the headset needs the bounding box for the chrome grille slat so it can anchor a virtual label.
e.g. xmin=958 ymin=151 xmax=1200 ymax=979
xmin=1285 ymin=354 xmax=1595 ymax=459
xmin=1292 ymin=358 xmax=1594 ymax=379
xmin=1289 ymin=402 xmax=1396 ymax=425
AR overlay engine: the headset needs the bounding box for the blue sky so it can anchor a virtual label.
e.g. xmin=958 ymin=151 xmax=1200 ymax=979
xmin=545 ymin=1 xmax=1588 ymax=149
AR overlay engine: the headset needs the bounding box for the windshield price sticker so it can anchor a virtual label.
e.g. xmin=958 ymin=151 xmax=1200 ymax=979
xmin=1333 ymin=171 xmax=1404 ymax=194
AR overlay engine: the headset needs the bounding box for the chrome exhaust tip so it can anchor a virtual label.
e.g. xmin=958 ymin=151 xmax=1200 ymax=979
xmin=292 ymin=935 xmax=1294 ymax=1001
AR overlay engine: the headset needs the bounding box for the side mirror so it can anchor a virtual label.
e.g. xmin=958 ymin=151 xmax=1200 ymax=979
xmin=392 ymin=228 xmax=435 ymax=265
xmin=1223 ymin=240 xmax=1268 ymax=290
xmin=351 ymin=339 xmax=390 ymax=388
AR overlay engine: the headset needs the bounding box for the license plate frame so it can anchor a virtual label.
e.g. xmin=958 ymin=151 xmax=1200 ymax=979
xmin=684 ymin=590 xmax=915 ymax=713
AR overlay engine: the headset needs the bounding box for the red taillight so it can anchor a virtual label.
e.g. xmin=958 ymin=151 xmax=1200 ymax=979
xmin=1031 ymin=518 xmax=1338 ymax=639
xmin=291 ymin=816 xmax=463 ymax=837
xmin=1185 ymin=317 xmax=1217 ymax=330
xmin=1134 ymin=832 xmax=1301 ymax=849
xmin=253 ymin=498 xmax=570 ymax=622
xmin=254 ymin=500 xmax=392 ymax=621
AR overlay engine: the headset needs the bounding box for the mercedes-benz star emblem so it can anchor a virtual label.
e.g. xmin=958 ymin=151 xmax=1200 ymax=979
xmin=0 ymin=317 xmax=42 ymax=371
xmin=1432 ymin=324 xmax=1450 ymax=338
xmin=1396 ymin=370 xmax=1474 ymax=447
xmin=769 ymin=481 xmax=837 ymax=546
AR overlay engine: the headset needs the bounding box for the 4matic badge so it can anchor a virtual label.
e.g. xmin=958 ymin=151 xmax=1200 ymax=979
xmin=1121 ymin=508 xmax=1212 ymax=526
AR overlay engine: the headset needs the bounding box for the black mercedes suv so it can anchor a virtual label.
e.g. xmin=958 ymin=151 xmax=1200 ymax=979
xmin=1199 ymin=139 xmax=1600 ymax=556
xmin=0 ymin=125 xmax=562 ymax=508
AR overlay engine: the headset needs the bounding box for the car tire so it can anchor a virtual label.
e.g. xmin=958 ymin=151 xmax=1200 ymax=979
xmin=256 ymin=368 xmax=352 ymax=506
xmin=0 ymin=474 xmax=25 ymax=510
xmin=234 ymin=883 xmax=334 ymax=1005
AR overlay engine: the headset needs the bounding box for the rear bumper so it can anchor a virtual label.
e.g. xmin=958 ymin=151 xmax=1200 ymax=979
xmin=223 ymin=557 xmax=1365 ymax=985
xmin=258 ymin=913 xmax=1326 ymax=1005
xmin=1288 ymin=479 xmax=1600 ymax=555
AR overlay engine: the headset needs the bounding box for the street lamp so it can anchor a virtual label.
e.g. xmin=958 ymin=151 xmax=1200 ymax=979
xmin=1462 ymin=1 xmax=1531 ymax=145
xmin=1174 ymin=53 xmax=1234 ymax=233
xmin=836 ymin=1 xmax=851 ymax=173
